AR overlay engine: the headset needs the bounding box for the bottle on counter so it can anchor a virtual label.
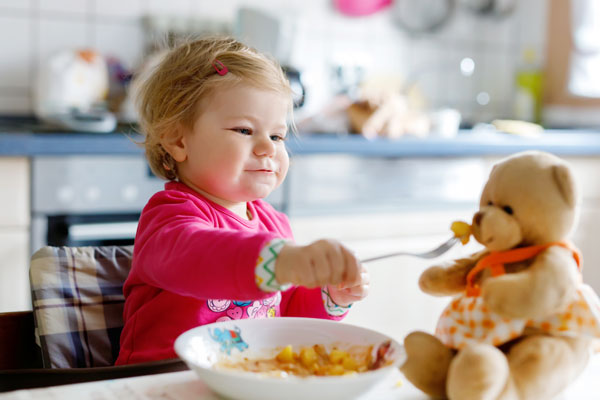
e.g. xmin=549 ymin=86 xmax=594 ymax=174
xmin=513 ymin=47 xmax=543 ymax=124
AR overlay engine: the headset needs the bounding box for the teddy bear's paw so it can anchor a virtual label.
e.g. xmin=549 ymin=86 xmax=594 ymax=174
xmin=507 ymin=335 xmax=590 ymax=400
xmin=447 ymin=343 xmax=509 ymax=400
xmin=482 ymin=276 xmax=532 ymax=319
xmin=400 ymin=331 xmax=454 ymax=398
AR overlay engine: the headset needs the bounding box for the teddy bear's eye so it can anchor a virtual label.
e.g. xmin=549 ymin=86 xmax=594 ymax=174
xmin=502 ymin=205 xmax=514 ymax=215
xmin=487 ymin=201 xmax=493 ymax=206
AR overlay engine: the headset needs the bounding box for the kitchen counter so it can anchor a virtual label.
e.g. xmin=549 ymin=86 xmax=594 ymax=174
xmin=2 ymin=129 xmax=600 ymax=157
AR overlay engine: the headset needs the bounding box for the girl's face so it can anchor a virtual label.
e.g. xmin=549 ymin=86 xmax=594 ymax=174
xmin=172 ymin=83 xmax=290 ymax=212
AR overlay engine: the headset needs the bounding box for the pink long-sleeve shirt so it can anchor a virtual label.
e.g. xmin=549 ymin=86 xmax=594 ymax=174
xmin=116 ymin=182 xmax=344 ymax=365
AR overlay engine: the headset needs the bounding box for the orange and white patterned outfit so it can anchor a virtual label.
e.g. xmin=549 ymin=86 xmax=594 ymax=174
xmin=436 ymin=242 xmax=600 ymax=349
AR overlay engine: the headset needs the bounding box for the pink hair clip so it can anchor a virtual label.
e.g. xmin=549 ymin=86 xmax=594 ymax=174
xmin=212 ymin=59 xmax=228 ymax=76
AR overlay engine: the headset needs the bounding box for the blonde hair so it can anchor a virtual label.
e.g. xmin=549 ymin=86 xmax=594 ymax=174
xmin=134 ymin=36 xmax=293 ymax=180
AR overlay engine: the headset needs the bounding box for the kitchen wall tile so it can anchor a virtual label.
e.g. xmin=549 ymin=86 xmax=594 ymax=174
xmin=408 ymin=39 xmax=448 ymax=106
xmin=38 ymin=0 xmax=89 ymax=16
xmin=444 ymin=5 xmax=518 ymax=49
xmin=293 ymin=8 xmax=329 ymax=35
xmin=443 ymin=8 xmax=478 ymax=44
xmin=288 ymin=23 xmax=326 ymax=72
xmin=367 ymin=38 xmax=410 ymax=79
xmin=93 ymin=0 xmax=144 ymax=19
xmin=493 ymin=101 xmax=512 ymax=120
xmin=0 ymin=0 xmax=551 ymax=123
xmin=38 ymin=18 xmax=88 ymax=69
xmin=443 ymin=47 xmax=486 ymax=107
xmin=514 ymin=0 xmax=548 ymax=49
xmin=0 ymin=0 xmax=32 ymax=11
xmin=237 ymin=0 xmax=290 ymax=17
xmin=0 ymin=93 xmax=31 ymax=114
xmin=482 ymin=50 xmax=515 ymax=113
xmin=371 ymin=11 xmax=404 ymax=40
xmin=293 ymin=34 xmax=338 ymax=119
xmin=469 ymin=105 xmax=500 ymax=125
xmin=146 ymin=0 xmax=192 ymax=16
xmin=330 ymin=13 xmax=370 ymax=42
xmin=298 ymin=0 xmax=335 ymax=18
xmin=93 ymin=21 xmax=144 ymax=70
xmin=479 ymin=14 xmax=517 ymax=49
xmin=194 ymin=0 xmax=243 ymax=20
xmin=0 ymin=16 xmax=31 ymax=88
xmin=459 ymin=103 xmax=494 ymax=125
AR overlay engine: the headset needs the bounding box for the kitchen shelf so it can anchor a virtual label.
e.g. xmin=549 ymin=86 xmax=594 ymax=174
xmin=287 ymin=130 xmax=600 ymax=157
xmin=2 ymin=129 xmax=600 ymax=157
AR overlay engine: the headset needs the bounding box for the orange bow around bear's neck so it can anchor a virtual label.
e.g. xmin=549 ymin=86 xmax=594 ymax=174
xmin=465 ymin=241 xmax=582 ymax=297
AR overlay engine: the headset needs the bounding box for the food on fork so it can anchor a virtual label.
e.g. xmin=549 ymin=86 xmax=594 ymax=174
xmin=450 ymin=220 xmax=472 ymax=245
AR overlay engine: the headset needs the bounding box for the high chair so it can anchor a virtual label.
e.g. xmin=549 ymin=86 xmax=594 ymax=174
xmin=0 ymin=245 xmax=187 ymax=392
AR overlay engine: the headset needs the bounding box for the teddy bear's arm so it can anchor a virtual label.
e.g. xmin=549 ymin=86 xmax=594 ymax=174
xmin=482 ymin=246 xmax=579 ymax=319
xmin=419 ymin=250 xmax=487 ymax=296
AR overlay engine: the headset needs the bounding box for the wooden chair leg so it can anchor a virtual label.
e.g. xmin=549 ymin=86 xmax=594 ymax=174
xmin=0 ymin=311 xmax=43 ymax=370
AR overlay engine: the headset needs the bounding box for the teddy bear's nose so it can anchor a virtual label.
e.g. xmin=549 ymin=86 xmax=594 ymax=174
xmin=473 ymin=212 xmax=484 ymax=226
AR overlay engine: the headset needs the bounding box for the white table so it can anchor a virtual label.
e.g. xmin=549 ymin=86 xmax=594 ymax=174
xmin=2 ymin=355 xmax=599 ymax=400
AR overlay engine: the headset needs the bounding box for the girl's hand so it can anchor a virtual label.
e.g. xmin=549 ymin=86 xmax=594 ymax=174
xmin=275 ymin=239 xmax=362 ymax=289
xmin=327 ymin=264 xmax=370 ymax=307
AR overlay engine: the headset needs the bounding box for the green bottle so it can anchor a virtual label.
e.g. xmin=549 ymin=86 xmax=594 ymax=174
xmin=514 ymin=48 xmax=543 ymax=124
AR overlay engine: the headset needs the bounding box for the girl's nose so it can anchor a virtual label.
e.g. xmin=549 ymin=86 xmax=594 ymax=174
xmin=253 ymin=134 xmax=276 ymax=157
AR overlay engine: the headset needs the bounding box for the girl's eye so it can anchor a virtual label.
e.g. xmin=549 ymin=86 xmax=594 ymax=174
xmin=270 ymin=134 xmax=287 ymax=142
xmin=233 ymin=128 xmax=252 ymax=135
xmin=502 ymin=205 xmax=514 ymax=215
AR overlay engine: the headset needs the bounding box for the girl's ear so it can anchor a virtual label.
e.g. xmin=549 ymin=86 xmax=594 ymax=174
xmin=160 ymin=125 xmax=188 ymax=162
xmin=552 ymin=164 xmax=577 ymax=208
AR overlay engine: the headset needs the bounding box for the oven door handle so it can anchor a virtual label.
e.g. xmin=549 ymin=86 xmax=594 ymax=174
xmin=68 ymin=222 xmax=139 ymax=241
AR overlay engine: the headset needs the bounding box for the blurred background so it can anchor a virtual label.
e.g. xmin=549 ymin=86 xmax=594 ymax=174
xmin=0 ymin=0 xmax=598 ymax=131
xmin=1 ymin=0 xmax=600 ymax=341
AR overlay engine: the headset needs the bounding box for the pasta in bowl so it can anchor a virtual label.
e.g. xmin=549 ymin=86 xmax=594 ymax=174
xmin=174 ymin=317 xmax=405 ymax=400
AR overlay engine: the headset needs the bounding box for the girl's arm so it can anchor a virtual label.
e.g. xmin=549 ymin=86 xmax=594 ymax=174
xmin=130 ymin=193 xmax=279 ymax=300
xmin=252 ymin=238 xmax=351 ymax=321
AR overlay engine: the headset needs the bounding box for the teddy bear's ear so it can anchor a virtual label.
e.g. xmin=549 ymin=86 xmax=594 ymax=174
xmin=552 ymin=164 xmax=576 ymax=208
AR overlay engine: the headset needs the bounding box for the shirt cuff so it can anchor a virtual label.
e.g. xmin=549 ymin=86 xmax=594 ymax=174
xmin=255 ymin=238 xmax=292 ymax=293
xmin=321 ymin=287 xmax=352 ymax=317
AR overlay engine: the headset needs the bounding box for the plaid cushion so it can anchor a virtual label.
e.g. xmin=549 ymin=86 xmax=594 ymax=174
xmin=29 ymin=245 xmax=133 ymax=368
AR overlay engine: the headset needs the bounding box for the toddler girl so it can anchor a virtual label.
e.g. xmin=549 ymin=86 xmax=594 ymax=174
xmin=116 ymin=37 xmax=369 ymax=365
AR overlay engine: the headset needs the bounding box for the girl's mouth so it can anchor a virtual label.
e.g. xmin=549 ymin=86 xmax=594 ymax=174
xmin=247 ymin=167 xmax=275 ymax=173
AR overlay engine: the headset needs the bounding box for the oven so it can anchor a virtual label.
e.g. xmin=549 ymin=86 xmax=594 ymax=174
xmin=30 ymin=156 xmax=165 ymax=252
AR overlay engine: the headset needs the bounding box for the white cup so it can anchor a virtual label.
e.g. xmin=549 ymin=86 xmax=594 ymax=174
xmin=429 ymin=108 xmax=462 ymax=138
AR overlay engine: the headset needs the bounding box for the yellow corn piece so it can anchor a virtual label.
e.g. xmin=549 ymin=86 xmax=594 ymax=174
xmin=309 ymin=362 xmax=321 ymax=375
xmin=451 ymin=220 xmax=472 ymax=245
xmin=276 ymin=345 xmax=296 ymax=363
xmin=342 ymin=355 xmax=358 ymax=371
xmin=327 ymin=364 xmax=346 ymax=376
xmin=329 ymin=349 xmax=348 ymax=364
xmin=299 ymin=346 xmax=318 ymax=367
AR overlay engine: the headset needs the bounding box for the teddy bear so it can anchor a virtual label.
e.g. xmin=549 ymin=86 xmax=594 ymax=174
xmin=400 ymin=151 xmax=600 ymax=400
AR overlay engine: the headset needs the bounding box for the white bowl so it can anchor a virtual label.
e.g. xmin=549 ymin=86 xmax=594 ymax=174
xmin=174 ymin=317 xmax=405 ymax=400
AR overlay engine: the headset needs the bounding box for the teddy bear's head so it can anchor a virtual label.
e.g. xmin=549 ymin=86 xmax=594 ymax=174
xmin=471 ymin=151 xmax=578 ymax=252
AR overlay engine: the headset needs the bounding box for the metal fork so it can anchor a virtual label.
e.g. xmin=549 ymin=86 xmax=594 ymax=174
xmin=360 ymin=236 xmax=460 ymax=263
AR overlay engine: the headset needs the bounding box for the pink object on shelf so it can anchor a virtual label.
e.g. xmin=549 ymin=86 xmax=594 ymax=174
xmin=333 ymin=0 xmax=392 ymax=16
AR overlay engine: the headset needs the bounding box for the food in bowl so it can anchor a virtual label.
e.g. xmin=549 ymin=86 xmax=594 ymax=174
xmin=215 ymin=341 xmax=393 ymax=377
xmin=174 ymin=318 xmax=405 ymax=400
